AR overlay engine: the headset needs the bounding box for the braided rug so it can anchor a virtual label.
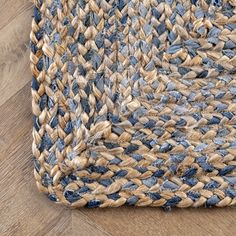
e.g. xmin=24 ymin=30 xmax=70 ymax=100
xmin=30 ymin=0 xmax=236 ymax=208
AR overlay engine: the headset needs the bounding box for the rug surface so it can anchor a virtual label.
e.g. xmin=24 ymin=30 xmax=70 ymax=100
xmin=30 ymin=0 xmax=236 ymax=208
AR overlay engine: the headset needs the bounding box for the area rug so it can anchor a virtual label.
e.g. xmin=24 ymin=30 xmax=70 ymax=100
xmin=30 ymin=0 xmax=236 ymax=208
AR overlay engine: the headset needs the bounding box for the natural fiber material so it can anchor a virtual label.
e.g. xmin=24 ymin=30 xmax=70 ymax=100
xmin=30 ymin=0 xmax=236 ymax=208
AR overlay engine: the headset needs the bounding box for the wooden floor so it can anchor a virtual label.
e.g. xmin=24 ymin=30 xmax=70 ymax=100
xmin=0 ymin=1 xmax=236 ymax=235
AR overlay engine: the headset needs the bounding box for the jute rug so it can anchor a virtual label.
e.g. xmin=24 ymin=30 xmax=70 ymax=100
xmin=30 ymin=0 xmax=236 ymax=208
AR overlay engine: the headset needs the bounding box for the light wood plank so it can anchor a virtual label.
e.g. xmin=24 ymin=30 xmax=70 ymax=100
xmin=80 ymin=207 xmax=236 ymax=236
xmin=0 ymin=1 xmax=33 ymax=106
xmin=72 ymin=211 xmax=111 ymax=236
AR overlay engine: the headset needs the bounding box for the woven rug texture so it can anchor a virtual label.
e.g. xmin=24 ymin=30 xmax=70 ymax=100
xmin=30 ymin=0 xmax=236 ymax=208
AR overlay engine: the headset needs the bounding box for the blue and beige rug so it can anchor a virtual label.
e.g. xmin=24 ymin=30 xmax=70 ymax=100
xmin=30 ymin=0 xmax=236 ymax=208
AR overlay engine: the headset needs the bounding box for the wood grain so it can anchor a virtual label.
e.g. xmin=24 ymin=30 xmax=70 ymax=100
xmin=0 ymin=1 xmax=235 ymax=236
